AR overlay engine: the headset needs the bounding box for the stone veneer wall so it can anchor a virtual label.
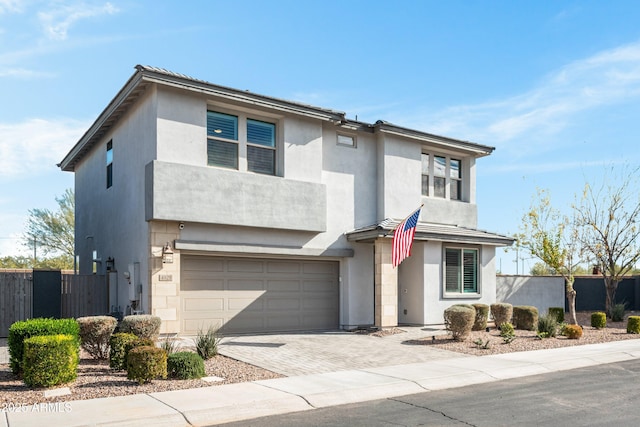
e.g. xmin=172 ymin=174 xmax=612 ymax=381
xmin=149 ymin=221 xmax=181 ymax=334
xmin=374 ymin=238 xmax=398 ymax=328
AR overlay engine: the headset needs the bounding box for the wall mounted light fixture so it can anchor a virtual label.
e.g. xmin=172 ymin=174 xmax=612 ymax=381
xmin=162 ymin=242 xmax=174 ymax=264
xmin=106 ymin=257 xmax=115 ymax=271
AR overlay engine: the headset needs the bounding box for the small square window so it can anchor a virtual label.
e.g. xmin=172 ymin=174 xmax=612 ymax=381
xmin=337 ymin=134 xmax=356 ymax=147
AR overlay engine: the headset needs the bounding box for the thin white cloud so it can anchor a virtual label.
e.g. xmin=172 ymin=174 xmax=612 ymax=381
xmin=0 ymin=118 xmax=88 ymax=178
xmin=0 ymin=0 xmax=22 ymax=14
xmin=484 ymin=159 xmax=628 ymax=176
xmin=38 ymin=1 xmax=119 ymax=40
xmin=0 ymin=67 xmax=54 ymax=78
xmin=402 ymin=40 xmax=640 ymax=147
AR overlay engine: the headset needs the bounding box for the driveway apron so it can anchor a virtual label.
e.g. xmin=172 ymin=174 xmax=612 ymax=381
xmin=217 ymin=326 xmax=467 ymax=377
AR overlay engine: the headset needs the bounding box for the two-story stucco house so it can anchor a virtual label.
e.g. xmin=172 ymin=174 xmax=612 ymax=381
xmin=59 ymin=65 xmax=513 ymax=335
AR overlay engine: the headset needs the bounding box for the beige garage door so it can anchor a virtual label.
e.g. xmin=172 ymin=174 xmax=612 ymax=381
xmin=180 ymin=256 xmax=339 ymax=334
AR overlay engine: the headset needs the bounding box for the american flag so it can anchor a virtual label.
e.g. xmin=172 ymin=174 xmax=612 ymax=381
xmin=392 ymin=205 xmax=422 ymax=268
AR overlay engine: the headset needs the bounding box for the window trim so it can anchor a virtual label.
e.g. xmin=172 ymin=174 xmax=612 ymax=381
xmin=206 ymin=108 xmax=279 ymax=176
xmin=443 ymin=246 xmax=481 ymax=298
xmin=421 ymin=152 xmax=465 ymax=201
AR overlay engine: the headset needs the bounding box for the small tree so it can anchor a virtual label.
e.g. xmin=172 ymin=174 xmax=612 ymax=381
xmin=517 ymin=189 xmax=582 ymax=325
xmin=574 ymin=167 xmax=640 ymax=318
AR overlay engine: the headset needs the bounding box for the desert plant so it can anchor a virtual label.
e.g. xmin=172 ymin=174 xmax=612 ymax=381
xmin=160 ymin=337 xmax=179 ymax=355
xmin=537 ymin=313 xmax=558 ymax=338
xmin=499 ymin=322 xmax=516 ymax=343
xmin=548 ymin=307 xmax=565 ymax=323
xmin=472 ymin=304 xmax=489 ymax=331
xmin=627 ymin=316 xmax=640 ymax=334
xmin=591 ymin=312 xmax=607 ymax=329
xmin=490 ymin=303 xmax=513 ymax=328
xmin=22 ymin=334 xmax=79 ymax=388
xmin=167 ymin=351 xmax=206 ymax=379
xmin=443 ymin=305 xmax=475 ymax=341
xmin=563 ymin=324 xmax=583 ymax=339
xmin=119 ymin=315 xmax=162 ymax=340
xmin=611 ymin=303 xmax=626 ymax=322
xmin=8 ymin=317 xmax=79 ymax=374
xmin=126 ymin=346 xmax=167 ymax=384
xmin=196 ymin=325 xmax=221 ymax=360
xmin=77 ymin=316 xmax=118 ymax=360
xmin=109 ymin=333 xmax=154 ymax=370
xmin=472 ymin=338 xmax=491 ymax=349
xmin=513 ymin=306 xmax=539 ymax=331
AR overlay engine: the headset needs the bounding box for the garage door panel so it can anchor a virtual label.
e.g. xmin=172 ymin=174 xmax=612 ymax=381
xmin=185 ymin=318 xmax=223 ymax=332
xmin=227 ymin=259 xmax=264 ymax=273
xmin=181 ymin=256 xmax=338 ymax=334
xmin=228 ymin=297 xmax=264 ymax=311
xmin=267 ymin=280 xmax=301 ymax=292
xmin=266 ymin=261 xmax=301 ymax=274
xmin=184 ymin=297 xmax=225 ymax=311
xmin=228 ymin=279 xmax=265 ymax=291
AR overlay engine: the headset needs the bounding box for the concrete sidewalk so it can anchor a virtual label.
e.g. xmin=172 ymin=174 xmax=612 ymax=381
xmin=3 ymin=339 xmax=640 ymax=427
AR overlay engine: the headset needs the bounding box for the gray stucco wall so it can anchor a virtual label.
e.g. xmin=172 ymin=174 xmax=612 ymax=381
xmin=496 ymin=275 xmax=565 ymax=315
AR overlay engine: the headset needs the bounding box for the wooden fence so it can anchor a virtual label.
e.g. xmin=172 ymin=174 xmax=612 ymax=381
xmin=0 ymin=271 xmax=32 ymax=337
xmin=0 ymin=270 xmax=108 ymax=337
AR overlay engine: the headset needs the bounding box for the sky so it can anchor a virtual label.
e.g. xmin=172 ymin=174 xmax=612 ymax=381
xmin=2 ymin=0 xmax=640 ymax=274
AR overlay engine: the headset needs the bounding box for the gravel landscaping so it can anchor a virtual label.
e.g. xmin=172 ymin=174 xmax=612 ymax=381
xmin=1 ymin=311 xmax=639 ymax=407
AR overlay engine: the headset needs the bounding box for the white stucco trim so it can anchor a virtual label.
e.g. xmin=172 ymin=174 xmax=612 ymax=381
xmin=174 ymin=240 xmax=354 ymax=258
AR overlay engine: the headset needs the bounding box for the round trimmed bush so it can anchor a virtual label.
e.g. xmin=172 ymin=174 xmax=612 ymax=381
xmin=563 ymin=324 xmax=583 ymax=339
xmin=167 ymin=352 xmax=205 ymax=379
xmin=126 ymin=346 xmax=167 ymax=384
xmin=627 ymin=316 xmax=640 ymax=334
xmin=591 ymin=312 xmax=607 ymax=329
xmin=472 ymin=304 xmax=489 ymax=331
xmin=109 ymin=332 xmax=138 ymax=370
xmin=8 ymin=318 xmax=80 ymax=374
xmin=119 ymin=315 xmax=162 ymax=340
xmin=548 ymin=307 xmax=565 ymax=323
xmin=23 ymin=334 xmax=79 ymax=388
xmin=77 ymin=316 xmax=118 ymax=360
xmin=444 ymin=305 xmax=475 ymax=341
xmin=513 ymin=306 xmax=539 ymax=331
xmin=490 ymin=303 xmax=513 ymax=329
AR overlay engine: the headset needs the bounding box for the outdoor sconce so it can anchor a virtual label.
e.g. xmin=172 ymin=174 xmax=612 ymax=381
xmin=106 ymin=257 xmax=115 ymax=271
xmin=162 ymin=242 xmax=174 ymax=264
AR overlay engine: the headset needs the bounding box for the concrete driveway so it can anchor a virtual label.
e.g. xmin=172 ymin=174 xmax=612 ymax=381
xmin=217 ymin=326 xmax=467 ymax=376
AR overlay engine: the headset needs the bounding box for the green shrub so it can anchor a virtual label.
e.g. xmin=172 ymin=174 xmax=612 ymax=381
xmin=196 ymin=325 xmax=221 ymax=360
xmin=537 ymin=313 xmax=558 ymax=338
xmin=119 ymin=315 xmax=162 ymax=340
xmin=471 ymin=304 xmax=489 ymax=331
xmin=499 ymin=322 xmax=515 ymax=337
xmin=490 ymin=303 xmax=513 ymax=328
xmin=563 ymin=324 xmax=583 ymax=339
xmin=126 ymin=346 xmax=167 ymax=384
xmin=167 ymin=351 xmax=205 ymax=379
xmin=548 ymin=307 xmax=565 ymax=323
xmin=626 ymin=316 xmax=640 ymax=334
xmin=591 ymin=312 xmax=607 ymax=329
xmin=109 ymin=333 xmax=138 ymax=370
xmin=8 ymin=318 xmax=80 ymax=374
xmin=513 ymin=306 xmax=539 ymax=331
xmin=77 ymin=316 xmax=118 ymax=360
xmin=444 ymin=305 xmax=476 ymax=341
xmin=23 ymin=334 xmax=79 ymax=388
xmin=611 ymin=303 xmax=626 ymax=322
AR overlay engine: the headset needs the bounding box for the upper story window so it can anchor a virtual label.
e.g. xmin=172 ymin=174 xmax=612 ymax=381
xmin=207 ymin=110 xmax=276 ymax=175
xmin=337 ymin=133 xmax=356 ymax=148
xmin=444 ymin=247 xmax=479 ymax=295
xmin=421 ymin=153 xmax=463 ymax=201
xmin=106 ymin=140 xmax=113 ymax=189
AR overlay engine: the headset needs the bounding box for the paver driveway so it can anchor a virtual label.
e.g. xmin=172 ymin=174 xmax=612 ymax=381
xmin=216 ymin=326 xmax=468 ymax=376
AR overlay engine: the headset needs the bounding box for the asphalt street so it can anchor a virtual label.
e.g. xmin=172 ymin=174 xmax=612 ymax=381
xmin=220 ymin=358 xmax=640 ymax=427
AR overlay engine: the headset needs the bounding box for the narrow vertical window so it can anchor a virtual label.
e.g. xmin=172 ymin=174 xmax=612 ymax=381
xmin=207 ymin=111 xmax=239 ymax=169
xmin=434 ymin=156 xmax=446 ymax=198
xmin=247 ymin=118 xmax=275 ymax=174
xmin=421 ymin=153 xmax=429 ymax=196
xmin=450 ymin=159 xmax=461 ymax=200
xmin=106 ymin=140 xmax=113 ymax=189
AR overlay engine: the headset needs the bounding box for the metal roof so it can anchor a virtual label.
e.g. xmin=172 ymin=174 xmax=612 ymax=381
xmin=59 ymin=65 xmax=497 ymax=172
xmin=346 ymin=218 xmax=514 ymax=246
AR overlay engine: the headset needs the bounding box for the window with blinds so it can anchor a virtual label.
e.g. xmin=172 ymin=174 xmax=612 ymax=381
xmin=207 ymin=111 xmax=276 ymax=175
xmin=444 ymin=247 xmax=478 ymax=294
